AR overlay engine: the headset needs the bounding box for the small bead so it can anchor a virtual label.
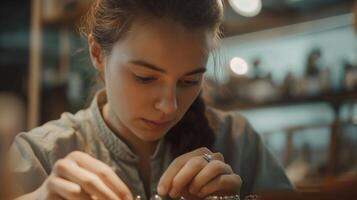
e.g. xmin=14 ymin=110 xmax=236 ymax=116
xmin=150 ymin=194 xmax=162 ymax=200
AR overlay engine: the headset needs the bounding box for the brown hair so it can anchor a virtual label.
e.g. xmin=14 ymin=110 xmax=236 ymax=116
xmin=80 ymin=0 xmax=224 ymax=158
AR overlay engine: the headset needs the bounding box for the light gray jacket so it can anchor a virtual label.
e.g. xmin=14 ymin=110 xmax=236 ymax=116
xmin=10 ymin=91 xmax=293 ymax=199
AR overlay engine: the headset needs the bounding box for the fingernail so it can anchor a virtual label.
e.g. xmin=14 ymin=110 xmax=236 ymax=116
xmin=169 ymin=189 xmax=178 ymax=198
xmin=157 ymin=185 xmax=166 ymax=195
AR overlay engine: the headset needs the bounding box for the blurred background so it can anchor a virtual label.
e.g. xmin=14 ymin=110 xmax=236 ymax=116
xmin=0 ymin=0 xmax=356 ymax=193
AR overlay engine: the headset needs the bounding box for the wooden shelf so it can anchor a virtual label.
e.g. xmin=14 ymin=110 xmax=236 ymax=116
xmin=222 ymin=0 xmax=354 ymax=37
xmin=211 ymin=90 xmax=357 ymax=111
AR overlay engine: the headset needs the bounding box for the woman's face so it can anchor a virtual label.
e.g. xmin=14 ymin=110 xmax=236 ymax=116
xmin=100 ymin=18 xmax=210 ymax=142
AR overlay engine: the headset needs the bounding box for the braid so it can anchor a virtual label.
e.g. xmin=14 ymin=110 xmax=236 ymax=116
xmin=165 ymin=95 xmax=216 ymax=158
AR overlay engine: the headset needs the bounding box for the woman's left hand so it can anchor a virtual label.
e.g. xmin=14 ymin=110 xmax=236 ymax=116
xmin=157 ymin=147 xmax=242 ymax=199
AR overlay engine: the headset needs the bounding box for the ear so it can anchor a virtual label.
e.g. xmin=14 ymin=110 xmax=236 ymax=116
xmin=88 ymin=34 xmax=105 ymax=71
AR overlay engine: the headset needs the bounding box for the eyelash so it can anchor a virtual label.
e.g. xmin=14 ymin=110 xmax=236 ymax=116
xmin=134 ymin=75 xmax=200 ymax=86
xmin=134 ymin=75 xmax=155 ymax=83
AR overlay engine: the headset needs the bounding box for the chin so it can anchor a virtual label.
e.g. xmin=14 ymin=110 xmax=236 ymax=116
xmin=134 ymin=127 xmax=169 ymax=142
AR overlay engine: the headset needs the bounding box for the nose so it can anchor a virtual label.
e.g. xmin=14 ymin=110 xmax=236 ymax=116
xmin=155 ymin=85 xmax=178 ymax=116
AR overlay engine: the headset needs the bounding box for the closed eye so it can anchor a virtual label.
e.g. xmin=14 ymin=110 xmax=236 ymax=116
xmin=133 ymin=73 xmax=202 ymax=87
xmin=134 ymin=75 xmax=156 ymax=83
xmin=179 ymin=78 xmax=202 ymax=87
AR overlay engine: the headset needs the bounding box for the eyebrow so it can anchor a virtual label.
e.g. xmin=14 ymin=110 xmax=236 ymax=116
xmin=129 ymin=60 xmax=206 ymax=76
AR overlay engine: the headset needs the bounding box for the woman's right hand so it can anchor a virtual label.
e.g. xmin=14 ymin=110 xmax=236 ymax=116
xmin=32 ymin=151 xmax=132 ymax=200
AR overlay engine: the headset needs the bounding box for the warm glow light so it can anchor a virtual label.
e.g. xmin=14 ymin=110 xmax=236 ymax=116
xmin=228 ymin=0 xmax=262 ymax=17
xmin=230 ymin=57 xmax=249 ymax=75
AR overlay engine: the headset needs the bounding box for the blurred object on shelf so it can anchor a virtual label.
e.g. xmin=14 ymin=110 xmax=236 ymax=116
xmin=299 ymin=48 xmax=332 ymax=96
xmin=319 ymin=68 xmax=332 ymax=93
xmin=305 ymin=48 xmax=321 ymax=77
xmin=225 ymin=71 xmax=281 ymax=103
xmin=204 ymin=45 xmax=356 ymax=110
xmin=42 ymin=0 xmax=91 ymax=25
xmin=206 ymin=59 xmax=282 ymax=105
xmin=282 ymin=71 xmax=297 ymax=98
xmin=252 ymin=57 xmax=265 ymax=79
xmin=285 ymin=143 xmax=315 ymax=183
xmin=298 ymin=77 xmax=320 ymax=97
xmin=343 ymin=59 xmax=357 ymax=91
xmin=0 ymin=93 xmax=26 ymax=147
xmin=337 ymin=123 xmax=357 ymax=175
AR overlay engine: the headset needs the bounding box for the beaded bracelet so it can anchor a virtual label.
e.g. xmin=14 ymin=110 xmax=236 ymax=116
xmin=135 ymin=194 xmax=243 ymax=200
xmin=135 ymin=194 xmax=185 ymax=200
xmin=204 ymin=194 xmax=241 ymax=200
xmin=243 ymin=194 xmax=260 ymax=200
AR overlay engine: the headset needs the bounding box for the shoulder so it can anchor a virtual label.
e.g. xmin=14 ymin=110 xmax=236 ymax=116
xmin=204 ymin=106 xmax=264 ymax=165
xmin=204 ymin=107 xmax=293 ymax=193
xmin=12 ymin=108 xmax=96 ymax=161
xmin=205 ymin=106 xmax=258 ymax=140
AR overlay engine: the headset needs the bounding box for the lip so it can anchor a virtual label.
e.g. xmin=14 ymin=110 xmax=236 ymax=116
xmin=141 ymin=118 xmax=173 ymax=128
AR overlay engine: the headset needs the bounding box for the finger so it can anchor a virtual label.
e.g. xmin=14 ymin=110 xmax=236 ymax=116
xmin=168 ymin=156 xmax=208 ymax=198
xmin=211 ymin=152 xmax=225 ymax=162
xmin=49 ymin=194 xmax=65 ymax=200
xmin=53 ymin=159 xmax=120 ymax=200
xmin=47 ymin=176 xmax=91 ymax=200
xmin=189 ymin=160 xmax=232 ymax=194
xmin=158 ymin=148 xmax=212 ymax=196
xmin=197 ymin=174 xmax=242 ymax=198
xmin=67 ymin=151 xmax=133 ymax=200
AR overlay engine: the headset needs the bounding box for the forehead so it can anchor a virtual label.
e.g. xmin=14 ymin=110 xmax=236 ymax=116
xmin=110 ymin=18 xmax=211 ymax=73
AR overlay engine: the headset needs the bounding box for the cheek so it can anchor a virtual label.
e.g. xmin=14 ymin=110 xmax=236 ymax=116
xmin=177 ymin=87 xmax=202 ymax=112
xmin=105 ymin=68 xmax=152 ymax=117
xmin=105 ymin=68 xmax=131 ymax=115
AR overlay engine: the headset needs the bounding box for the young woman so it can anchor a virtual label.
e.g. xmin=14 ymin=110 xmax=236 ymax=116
xmin=11 ymin=0 xmax=292 ymax=200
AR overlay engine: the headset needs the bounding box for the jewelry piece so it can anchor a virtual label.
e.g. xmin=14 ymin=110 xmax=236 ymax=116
xmin=150 ymin=194 xmax=163 ymax=200
xmin=204 ymin=195 xmax=240 ymax=200
xmin=135 ymin=194 xmax=185 ymax=200
xmin=202 ymin=153 xmax=213 ymax=163
xmin=243 ymin=194 xmax=260 ymax=200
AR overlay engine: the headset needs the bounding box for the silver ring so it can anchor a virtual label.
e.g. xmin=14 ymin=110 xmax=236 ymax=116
xmin=202 ymin=153 xmax=213 ymax=163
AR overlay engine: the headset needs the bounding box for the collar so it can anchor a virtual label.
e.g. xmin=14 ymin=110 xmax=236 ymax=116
xmin=89 ymin=89 xmax=167 ymax=163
